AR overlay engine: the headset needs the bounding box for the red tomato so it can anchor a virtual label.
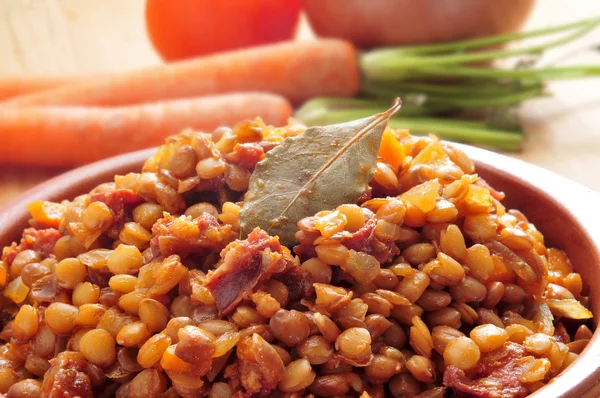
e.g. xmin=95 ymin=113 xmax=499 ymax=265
xmin=146 ymin=0 xmax=302 ymax=61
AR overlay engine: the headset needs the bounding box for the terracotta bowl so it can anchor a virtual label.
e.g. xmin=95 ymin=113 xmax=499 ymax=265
xmin=1 ymin=145 xmax=599 ymax=397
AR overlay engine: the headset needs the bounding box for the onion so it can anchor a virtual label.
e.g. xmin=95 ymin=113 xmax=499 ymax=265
xmin=546 ymin=299 xmax=593 ymax=320
xmin=303 ymin=0 xmax=535 ymax=48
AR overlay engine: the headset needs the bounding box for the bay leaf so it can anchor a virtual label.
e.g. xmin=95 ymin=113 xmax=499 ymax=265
xmin=240 ymin=98 xmax=402 ymax=246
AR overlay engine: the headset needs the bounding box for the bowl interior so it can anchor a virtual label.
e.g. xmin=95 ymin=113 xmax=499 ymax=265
xmin=1 ymin=146 xmax=599 ymax=397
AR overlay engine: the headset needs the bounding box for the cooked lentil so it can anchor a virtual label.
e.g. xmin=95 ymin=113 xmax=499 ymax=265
xmin=0 ymin=121 xmax=593 ymax=397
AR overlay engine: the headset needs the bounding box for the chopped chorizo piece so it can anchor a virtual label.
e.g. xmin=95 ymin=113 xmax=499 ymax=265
xmin=150 ymin=213 xmax=235 ymax=258
xmin=41 ymin=351 xmax=93 ymax=398
xmin=1 ymin=228 xmax=62 ymax=267
xmin=192 ymin=177 xmax=226 ymax=193
xmin=292 ymin=244 xmax=317 ymax=263
xmin=223 ymin=362 xmax=242 ymax=391
xmin=205 ymin=228 xmax=287 ymax=315
xmin=89 ymin=189 xmax=144 ymax=228
xmin=342 ymin=218 xmax=399 ymax=264
xmin=236 ymin=333 xmax=285 ymax=394
xmin=20 ymin=228 xmax=62 ymax=258
xmin=273 ymin=266 xmax=314 ymax=302
xmin=356 ymin=186 xmax=373 ymax=205
xmin=444 ymin=342 xmax=528 ymax=398
xmin=226 ymin=143 xmax=265 ymax=169
xmin=1 ymin=244 xmax=18 ymax=267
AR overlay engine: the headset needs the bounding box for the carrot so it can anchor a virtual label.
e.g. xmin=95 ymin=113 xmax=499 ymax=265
xmin=0 ymin=74 xmax=87 ymax=101
xmin=27 ymin=201 xmax=66 ymax=229
xmin=378 ymin=130 xmax=405 ymax=172
xmin=0 ymin=92 xmax=292 ymax=167
xmin=2 ymin=39 xmax=359 ymax=107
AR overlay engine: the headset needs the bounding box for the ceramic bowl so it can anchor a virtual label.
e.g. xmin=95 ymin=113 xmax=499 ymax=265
xmin=0 ymin=145 xmax=598 ymax=397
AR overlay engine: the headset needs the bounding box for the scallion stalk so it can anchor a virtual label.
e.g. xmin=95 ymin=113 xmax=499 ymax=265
xmin=296 ymin=99 xmax=523 ymax=152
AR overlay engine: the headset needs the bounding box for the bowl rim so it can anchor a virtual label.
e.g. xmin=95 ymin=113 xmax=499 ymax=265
xmin=1 ymin=144 xmax=599 ymax=397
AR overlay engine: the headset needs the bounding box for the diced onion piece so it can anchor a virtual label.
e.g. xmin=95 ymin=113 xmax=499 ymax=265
xmin=546 ymin=299 xmax=593 ymax=320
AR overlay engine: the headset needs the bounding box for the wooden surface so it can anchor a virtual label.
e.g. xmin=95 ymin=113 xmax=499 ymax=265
xmin=0 ymin=0 xmax=599 ymax=204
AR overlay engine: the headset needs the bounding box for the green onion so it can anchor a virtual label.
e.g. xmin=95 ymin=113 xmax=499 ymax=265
xmin=295 ymin=98 xmax=523 ymax=152
xmin=361 ymin=18 xmax=600 ymax=81
xmin=294 ymin=17 xmax=600 ymax=151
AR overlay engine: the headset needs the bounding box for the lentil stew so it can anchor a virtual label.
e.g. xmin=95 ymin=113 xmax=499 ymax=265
xmin=0 ymin=117 xmax=594 ymax=398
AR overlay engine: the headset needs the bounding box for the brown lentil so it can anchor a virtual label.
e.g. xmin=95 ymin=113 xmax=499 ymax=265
xmin=575 ymin=325 xmax=593 ymax=341
xmin=185 ymin=202 xmax=220 ymax=219
xmin=365 ymin=354 xmax=403 ymax=382
xmin=108 ymin=274 xmax=137 ymax=294
xmin=406 ymin=355 xmax=436 ymax=383
xmin=45 ymin=302 xmax=79 ymax=335
xmin=107 ymin=244 xmax=143 ymax=275
xmin=301 ymin=258 xmax=332 ymax=284
xmin=502 ymin=284 xmax=527 ymax=304
xmin=443 ymin=336 xmax=481 ymax=371
xmin=278 ymin=358 xmax=316 ymax=393
xmin=449 ymin=276 xmax=487 ymax=303
xmin=116 ymin=321 xmax=152 ymax=347
xmin=395 ymin=270 xmax=430 ymax=303
xmin=440 ymin=224 xmax=467 ymax=261
xmin=269 ymin=309 xmax=310 ymax=347
xmin=6 ymin=379 xmax=42 ymax=398
xmin=476 ymin=308 xmax=504 ymax=329
xmin=54 ymin=257 xmax=87 ymax=289
xmin=403 ymin=243 xmax=436 ymax=265
xmin=470 ymin=324 xmax=509 ymax=352
xmin=12 ymin=305 xmax=39 ymax=342
xmin=506 ymin=324 xmax=534 ymax=344
xmin=175 ymin=325 xmax=216 ymax=363
xmin=231 ymin=305 xmax=266 ymax=328
xmin=523 ymin=333 xmax=554 ymax=356
xmin=389 ymin=374 xmax=421 ymax=397
xmin=296 ymin=335 xmax=333 ymax=365
xmin=132 ymin=202 xmax=164 ymax=230
xmin=482 ymin=281 xmax=505 ymax=308
xmin=137 ymin=333 xmax=172 ymax=368
xmin=335 ymin=327 xmax=372 ymax=362
xmin=518 ymin=357 xmax=551 ymax=383
xmin=416 ymin=288 xmax=452 ymax=311
xmin=426 ymin=307 xmax=462 ymax=329
xmin=165 ymin=317 xmax=195 ymax=343
xmin=79 ymin=329 xmax=117 ymax=367
xmin=72 ymin=282 xmax=101 ymax=306
xmin=75 ymin=304 xmax=107 ymax=328
xmin=432 ymin=326 xmax=465 ymax=355
xmin=119 ymin=222 xmax=152 ymax=249
xmin=409 ymin=316 xmax=433 ymax=358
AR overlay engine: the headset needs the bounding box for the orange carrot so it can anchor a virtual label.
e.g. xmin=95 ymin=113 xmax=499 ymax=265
xmin=378 ymin=130 xmax=405 ymax=172
xmin=0 ymin=74 xmax=88 ymax=101
xmin=1 ymin=39 xmax=359 ymax=107
xmin=27 ymin=201 xmax=66 ymax=228
xmin=0 ymin=92 xmax=292 ymax=167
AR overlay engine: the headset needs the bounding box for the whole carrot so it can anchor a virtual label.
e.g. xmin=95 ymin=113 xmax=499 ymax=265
xmin=2 ymin=39 xmax=359 ymax=107
xmin=0 ymin=74 xmax=88 ymax=101
xmin=0 ymin=92 xmax=291 ymax=167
